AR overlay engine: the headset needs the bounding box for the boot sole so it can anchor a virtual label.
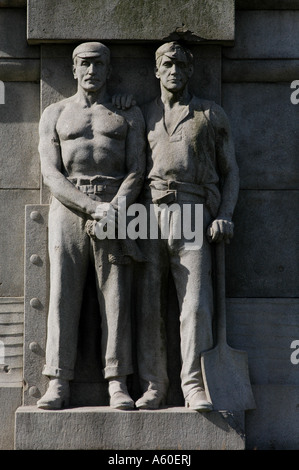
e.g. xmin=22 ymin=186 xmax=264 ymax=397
xmin=37 ymin=398 xmax=70 ymax=410
xmin=185 ymin=401 xmax=213 ymax=412
xmin=110 ymin=403 xmax=135 ymax=410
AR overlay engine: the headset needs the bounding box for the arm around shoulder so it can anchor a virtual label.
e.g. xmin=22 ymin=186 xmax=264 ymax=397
xmin=111 ymin=105 xmax=146 ymax=209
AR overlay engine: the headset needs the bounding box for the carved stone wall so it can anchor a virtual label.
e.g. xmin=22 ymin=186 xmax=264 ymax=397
xmin=223 ymin=4 xmax=299 ymax=449
xmin=0 ymin=3 xmax=40 ymax=449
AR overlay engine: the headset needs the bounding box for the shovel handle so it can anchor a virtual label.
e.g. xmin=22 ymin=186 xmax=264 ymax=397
xmin=215 ymin=241 xmax=227 ymax=345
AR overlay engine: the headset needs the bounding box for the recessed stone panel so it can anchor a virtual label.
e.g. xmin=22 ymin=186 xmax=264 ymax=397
xmin=224 ymin=11 xmax=299 ymax=59
xmin=236 ymin=0 xmax=299 ymax=9
xmin=0 ymin=82 xmax=40 ymax=189
xmin=0 ymin=190 xmax=40 ymax=297
xmin=0 ymin=387 xmax=22 ymax=450
xmin=226 ymin=298 xmax=299 ymax=385
xmin=0 ymin=1 xmax=26 ymax=6
xmin=246 ymin=385 xmax=299 ymax=450
xmin=41 ymin=44 xmax=221 ymax=111
xmin=0 ymin=59 xmax=40 ymax=82
xmin=40 ymin=43 xmax=221 ymax=202
xmin=226 ymin=190 xmax=299 ymax=298
xmin=222 ymin=83 xmax=299 ymax=190
xmin=223 ymin=59 xmax=299 ymax=83
xmin=0 ymin=9 xmax=39 ymax=58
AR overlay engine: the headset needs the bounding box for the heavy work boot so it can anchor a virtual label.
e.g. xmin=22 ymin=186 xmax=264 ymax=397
xmin=108 ymin=376 xmax=134 ymax=410
xmin=185 ymin=388 xmax=213 ymax=412
xmin=37 ymin=378 xmax=70 ymax=410
xmin=135 ymin=383 xmax=166 ymax=410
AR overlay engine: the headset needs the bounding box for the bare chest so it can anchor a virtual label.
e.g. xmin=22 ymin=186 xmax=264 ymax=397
xmin=56 ymin=104 xmax=128 ymax=142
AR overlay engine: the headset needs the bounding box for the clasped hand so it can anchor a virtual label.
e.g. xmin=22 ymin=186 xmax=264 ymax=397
xmin=91 ymin=203 xmax=117 ymax=223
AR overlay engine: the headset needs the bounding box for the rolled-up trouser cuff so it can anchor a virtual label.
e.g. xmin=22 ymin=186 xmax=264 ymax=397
xmin=42 ymin=365 xmax=74 ymax=381
xmin=103 ymin=364 xmax=133 ymax=380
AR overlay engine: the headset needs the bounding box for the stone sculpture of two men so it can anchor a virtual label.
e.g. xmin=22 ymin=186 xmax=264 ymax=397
xmin=37 ymin=41 xmax=239 ymax=412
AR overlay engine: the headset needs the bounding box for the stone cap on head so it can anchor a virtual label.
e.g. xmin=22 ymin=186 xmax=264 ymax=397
xmin=155 ymin=42 xmax=193 ymax=64
xmin=72 ymin=42 xmax=110 ymax=61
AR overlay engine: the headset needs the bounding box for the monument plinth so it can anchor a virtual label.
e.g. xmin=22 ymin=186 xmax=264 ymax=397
xmin=15 ymin=406 xmax=245 ymax=450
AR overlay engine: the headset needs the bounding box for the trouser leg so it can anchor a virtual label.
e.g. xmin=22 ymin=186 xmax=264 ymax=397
xmin=135 ymin=238 xmax=169 ymax=395
xmin=92 ymin=238 xmax=134 ymax=380
xmin=170 ymin=209 xmax=214 ymax=399
xmin=43 ymin=199 xmax=90 ymax=380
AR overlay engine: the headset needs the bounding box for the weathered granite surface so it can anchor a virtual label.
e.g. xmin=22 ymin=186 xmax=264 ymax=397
xmin=224 ymin=10 xmax=299 ymax=59
xmin=0 ymin=387 xmax=22 ymax=450
xmin=236 ymin=0 xmax=299 ymax=9
xmin=27 ymin=0 xmax=235 ymax=43
xmin=0 ymin=8 xmax=39 ymax=58
xmin=15 ymin=407 xmax=245 ymax=450
xmin=0 ymin=191 xmax=40 ymax=297
xmin=0 ymin=83 xmax=40 ymax=189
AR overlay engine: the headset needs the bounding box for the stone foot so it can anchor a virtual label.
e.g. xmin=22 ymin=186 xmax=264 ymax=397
xmin=185 ymin=389 xmax=213 ymax=412
xmin=37 ymin=378 xmax=70 ymax=410
xmin=108 ymin=377 xmax=134 ymax=410
xmin=135 ymin=389 xmax=166 ymax=410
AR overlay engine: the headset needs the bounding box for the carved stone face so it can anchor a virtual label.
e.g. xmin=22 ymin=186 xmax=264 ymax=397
xmin=155 ymin=52 xmax=193 ymax=93
xmin=73 ymin=55 xmax=111 ymax=93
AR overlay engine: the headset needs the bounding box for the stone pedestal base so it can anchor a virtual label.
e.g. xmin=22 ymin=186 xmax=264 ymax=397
xmin=15 ymin=406 xmax=245 ymax=450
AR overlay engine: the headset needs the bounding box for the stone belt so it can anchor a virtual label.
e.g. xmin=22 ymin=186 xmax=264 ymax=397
xmin=68 ymin=176 xmax=123 ymax=196
xmin=146 ymin=179 xmax=207 ymax=205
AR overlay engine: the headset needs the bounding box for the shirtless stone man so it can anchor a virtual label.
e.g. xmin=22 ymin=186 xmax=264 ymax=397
xmin=134 ymin=42 xmax=239 ymax=411
xmin=36 ymin=42 xmax=145 ymax=410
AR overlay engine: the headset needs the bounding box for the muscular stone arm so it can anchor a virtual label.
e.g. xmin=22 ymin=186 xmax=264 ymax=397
xmin=39 ymin=103 xmax=100 ymax=217
xmin=208 ymin=103 xmax=239 ymax=242
xmin=110 ymin=106 xmax=146 ymax=211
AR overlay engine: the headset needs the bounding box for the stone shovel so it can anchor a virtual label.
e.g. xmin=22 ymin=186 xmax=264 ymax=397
xmin=201 ymin=241 xmax=256 ymax=411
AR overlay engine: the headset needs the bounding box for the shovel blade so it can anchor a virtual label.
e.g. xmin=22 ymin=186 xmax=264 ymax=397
xmin=201 ymin=344 xmax=256 ymax=411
